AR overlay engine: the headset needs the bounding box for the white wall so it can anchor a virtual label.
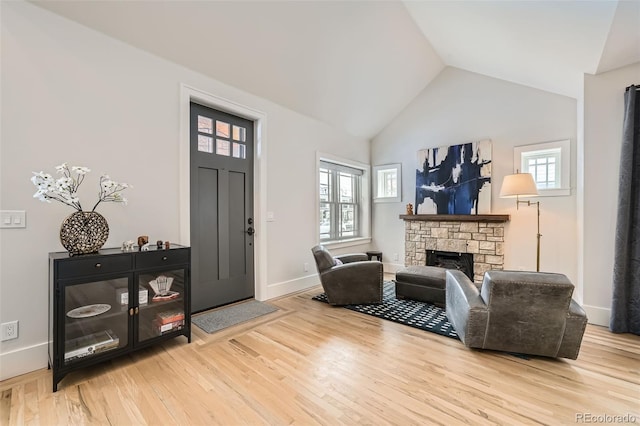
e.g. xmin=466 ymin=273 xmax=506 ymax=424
xmin=0 ymin=1 xmax=370 ymax=380
xmin=371 ymin=67 xmax=578 ymax=285
xmin=581 ymin=62 xmax=640 ymax=326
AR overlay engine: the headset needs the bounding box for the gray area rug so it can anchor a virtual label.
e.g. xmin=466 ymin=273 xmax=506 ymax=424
xmin=192 ymin=300 xmax=278 ymax=334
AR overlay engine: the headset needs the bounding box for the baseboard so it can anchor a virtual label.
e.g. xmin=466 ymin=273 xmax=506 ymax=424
xmin=583 ymin=304 xmax=611 ymax=327
xmin=264 ymin=274 xmax=321 ymax=300
xmin=263 ymin=265 xmax=406 ymax=300
xmin=0 ymin=341 xmax=48 ymax=381
xmin=383 ymin=262 xmax=405 ymax=275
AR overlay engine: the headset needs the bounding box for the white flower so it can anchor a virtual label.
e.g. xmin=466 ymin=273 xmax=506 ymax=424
xmin=55 ymin=177 xmax=73 ymax=190
xmin=31 ymin=172 xmax=53 ymax=185
xmin=30 ymin=163 xmax=131 ymax=212
xmin=72 ymin=166 xmax=91 ymax=175
xmin=33 ymin=189 xmax=49 ymax=201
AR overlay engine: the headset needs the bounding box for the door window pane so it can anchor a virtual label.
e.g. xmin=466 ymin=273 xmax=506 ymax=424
xmin=216 ymin=121 xmax=230 ymax=138
xmin=216 ymin=139 xmax=231 ymax=156
xmin=232 ymin=125 xmax=246 ymax=142
xmin=198 ymin=116 xmax=213 ymax=134
xmin=232 ymin=143 xmax=246 ymax=159
xmin=198 ymin=135 xmax=213 ymax=153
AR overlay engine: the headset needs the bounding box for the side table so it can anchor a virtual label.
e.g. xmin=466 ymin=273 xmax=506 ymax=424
xmin=366 ymin=251 xmax=382 ymax=262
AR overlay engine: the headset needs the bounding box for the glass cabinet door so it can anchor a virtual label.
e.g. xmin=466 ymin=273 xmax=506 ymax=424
xmin=63 ymin=277 xmax=129 ymax=365
xmin=136 ymin=269 xmax=186 ymax=344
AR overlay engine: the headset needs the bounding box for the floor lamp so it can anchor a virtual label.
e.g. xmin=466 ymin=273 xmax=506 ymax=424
xmin=499 ymin=172 xmax=541 ymax=272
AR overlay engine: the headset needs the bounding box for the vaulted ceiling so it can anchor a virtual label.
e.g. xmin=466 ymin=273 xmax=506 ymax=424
xmin=31 ymin=0 xmax=640 ymax=139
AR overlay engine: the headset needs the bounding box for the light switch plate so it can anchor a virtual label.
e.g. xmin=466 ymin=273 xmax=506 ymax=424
xmin=0 ymin=211 xmax=26 ymax=228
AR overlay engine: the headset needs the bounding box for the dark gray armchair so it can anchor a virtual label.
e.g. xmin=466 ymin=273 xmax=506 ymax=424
xmin=445 ymin=270 xmax=588 ymax=359
xmin=311 ymin=245 xmax=383 ymax=306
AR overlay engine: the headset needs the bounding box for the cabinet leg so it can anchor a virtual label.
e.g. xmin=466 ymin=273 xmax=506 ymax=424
xmin=53 ymin=371 xmax=65 ymax=393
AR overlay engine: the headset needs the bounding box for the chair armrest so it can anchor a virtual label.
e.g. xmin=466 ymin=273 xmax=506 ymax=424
xmin=557 ymin=299 xmax=588 ymax=359
xmin=334 ymin=253 xmax=368 ymax=264
xmin=445 ymin=270 xmax=488 ymax=347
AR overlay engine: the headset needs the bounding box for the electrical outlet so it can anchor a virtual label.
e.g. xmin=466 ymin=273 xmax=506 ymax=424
xmin=303 ymin=262 xmax=309 ymax=272
xmin=1 ymin=321 xmax=19 ymax=341
xmin=393 ymin=253 xmax=399 ymax=261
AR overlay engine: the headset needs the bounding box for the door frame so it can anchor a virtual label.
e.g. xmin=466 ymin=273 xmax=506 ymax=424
xmin=179 ymin=84 xmax=267 ymax=301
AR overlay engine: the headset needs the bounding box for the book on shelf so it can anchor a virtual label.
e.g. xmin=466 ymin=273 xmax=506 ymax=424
xmin=64 ymin=329 xmax=120 ymax=361
xmin=152 ymin=318 xmax=185 ymax=335
xmin=156 ymin=309 xmax=185 ymax=325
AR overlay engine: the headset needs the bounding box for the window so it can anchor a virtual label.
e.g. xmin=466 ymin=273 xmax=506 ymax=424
xmin=522 ymin=149 xmax=559 ymax=189
xmin=319 ymin=159 xmax=365 ymax=242
xmin=514 ymin=140 xmax=570 ymax=196
xmin=196 ymin=115 xmax=247 ymax=159
xmin=373 ymin=163 xmax=401 ymax=203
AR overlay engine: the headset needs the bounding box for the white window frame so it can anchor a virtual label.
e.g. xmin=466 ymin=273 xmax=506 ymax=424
xmin=513 ymin=140 xmax=570 ymax=196
xmin=316 ymin=152 xmax=371 ymax=249
xmin=373 ymin=163 xmax=402 ymax=203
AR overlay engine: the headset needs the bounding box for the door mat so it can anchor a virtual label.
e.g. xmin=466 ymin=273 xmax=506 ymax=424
xmin=312 ymin=281 xmax=458 ymax=339
xmin=192 ymin=300 xmax=278 ymax=334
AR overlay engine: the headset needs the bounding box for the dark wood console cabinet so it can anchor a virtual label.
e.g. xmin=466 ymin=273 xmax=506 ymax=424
xmin=48 ymin=245 xmax=191 ymax=392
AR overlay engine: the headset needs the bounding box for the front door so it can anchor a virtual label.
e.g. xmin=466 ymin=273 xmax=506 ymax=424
xmin=190 ymin=102 xmax=255 ymax=313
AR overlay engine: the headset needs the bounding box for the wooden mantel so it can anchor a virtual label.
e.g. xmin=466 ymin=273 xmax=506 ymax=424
xmin=399 ymin=214 xmax=510 ymax=223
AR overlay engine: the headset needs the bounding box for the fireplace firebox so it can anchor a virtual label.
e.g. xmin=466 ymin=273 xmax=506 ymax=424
xmin=426 ymin=250 xmax=474 ymax=280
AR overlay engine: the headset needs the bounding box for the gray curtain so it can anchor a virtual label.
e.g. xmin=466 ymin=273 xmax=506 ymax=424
xmin=610 ymin=85 xmax=640 ymax=335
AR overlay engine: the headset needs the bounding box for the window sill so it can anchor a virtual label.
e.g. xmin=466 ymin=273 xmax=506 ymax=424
xmin=320 ymin=237 xmax=372 ymax=250
xmin=537 ymin=188 xmax=571 ymax=197
xmin=373 ymin=197 xmax=401 ymax=203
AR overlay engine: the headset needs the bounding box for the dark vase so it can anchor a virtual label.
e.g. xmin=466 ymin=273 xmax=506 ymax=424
xmin=59 ymin=211 xmax=109 ymax=255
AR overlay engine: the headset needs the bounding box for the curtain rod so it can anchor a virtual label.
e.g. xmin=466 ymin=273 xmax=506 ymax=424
xmin=625 ymin=84 xmax=639 ymax=91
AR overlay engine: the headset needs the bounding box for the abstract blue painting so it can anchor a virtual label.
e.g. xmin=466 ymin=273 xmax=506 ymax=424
xmin=415 ymin=140 xmax=492 ymax=214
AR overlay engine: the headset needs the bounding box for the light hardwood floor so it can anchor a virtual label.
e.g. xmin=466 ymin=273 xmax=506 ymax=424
xmin=1 ymin=284 xmax=639 ymax=425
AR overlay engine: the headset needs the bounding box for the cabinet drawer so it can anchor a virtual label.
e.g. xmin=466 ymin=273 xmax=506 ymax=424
xmin=136 ymin=249 xmax=189 ymax=269
xmin=57 ymin=254 xmax=132 ymax=279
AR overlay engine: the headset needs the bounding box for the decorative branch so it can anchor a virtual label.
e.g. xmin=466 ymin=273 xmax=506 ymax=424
xmin=31 ymin=163 xmax=131 ymax=212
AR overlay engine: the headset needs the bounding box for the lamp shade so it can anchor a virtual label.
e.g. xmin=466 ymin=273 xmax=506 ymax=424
xmin=499 ymin=173 xmax=539 ymax=198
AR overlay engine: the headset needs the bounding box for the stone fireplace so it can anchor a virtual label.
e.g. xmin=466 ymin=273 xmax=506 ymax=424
xmin=401 ymin=214 xmax=509 ymax=283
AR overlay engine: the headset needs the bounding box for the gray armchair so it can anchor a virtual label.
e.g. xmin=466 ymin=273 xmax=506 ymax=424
xmin=445 ymin=270 xmax=588 ymax=359
xmin=311 ymin=245 xmax=383 ymax=306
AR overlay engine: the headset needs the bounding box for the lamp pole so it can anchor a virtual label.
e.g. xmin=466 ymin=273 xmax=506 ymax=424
xmin=535 ymin=201 xmax=541 ymax=272
xmin=517 ymin=199 xmax=541 ymax=272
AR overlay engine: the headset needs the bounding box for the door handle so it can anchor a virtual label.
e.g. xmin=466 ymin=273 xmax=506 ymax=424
xmin=246 ymin=227 xmax=255 ymax=236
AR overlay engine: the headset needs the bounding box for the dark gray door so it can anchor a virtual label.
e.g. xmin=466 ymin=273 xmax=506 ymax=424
xmin=190 ymin=102 xmax=254 ymax=313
